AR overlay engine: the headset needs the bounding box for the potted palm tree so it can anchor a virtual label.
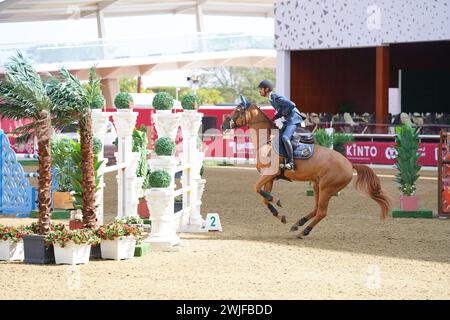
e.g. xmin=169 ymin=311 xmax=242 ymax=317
xmin=45 ymin=226 xmax=100 ymax=265
xmin=0 ymin=53 xmax=56 ymax=264
xmin=394 ymin=124 xmax=421 ymax=211
xmin=114 ymin=92 xmax=133 ymax=111
xmin=47 ymin=66 xmax=101 ymax=229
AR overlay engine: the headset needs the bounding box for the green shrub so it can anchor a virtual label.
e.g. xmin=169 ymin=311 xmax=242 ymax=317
xmin=93 ymin=137 xmax=102 ymax=155
xmin=154 ymin=137 xmax=176 ymax=156
xmin=148 ymin=170 xmax=171 ymax=188
xmin=152 ymin=92 xmax=174 ymax=110
xmin=313 ymin=129 xmax=354 ymax=155
xmin=394 ymin=124 xmax=421 ymax=196
xmin=181 ymin=91 xmax=201 ymax=110
xmin=114 ymin=92 xmax=133 ymax=109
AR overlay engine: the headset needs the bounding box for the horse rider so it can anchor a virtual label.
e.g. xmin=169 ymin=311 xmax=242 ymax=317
xmin=258 ymin=79 xmax=304 ymax=170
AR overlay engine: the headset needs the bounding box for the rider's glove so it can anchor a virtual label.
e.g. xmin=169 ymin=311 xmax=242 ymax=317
xmin=272 ymin=113 xmax=283 ymax=122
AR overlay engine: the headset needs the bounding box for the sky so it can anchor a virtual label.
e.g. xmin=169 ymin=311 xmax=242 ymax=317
xmin=0 ymin=14 xmax=274 ymax=87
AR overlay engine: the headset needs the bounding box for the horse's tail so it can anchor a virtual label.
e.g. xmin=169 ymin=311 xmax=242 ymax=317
xmin=352 ymin=164 xmax=391 ymax=220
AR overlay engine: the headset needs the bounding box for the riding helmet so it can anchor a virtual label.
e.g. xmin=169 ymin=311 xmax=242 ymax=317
xmin=258 ymin=79 xmax=273 ymax=91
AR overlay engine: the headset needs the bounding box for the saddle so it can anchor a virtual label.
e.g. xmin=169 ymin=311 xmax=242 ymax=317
xmin=272 ymin=124 xmax=315 ymax=160
xmin=291 ymin=126 xmax=314 ymax=148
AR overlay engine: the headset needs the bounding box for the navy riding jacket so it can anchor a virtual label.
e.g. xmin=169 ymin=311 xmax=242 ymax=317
xmin=270 ymin=93 xmax=303 ymax=126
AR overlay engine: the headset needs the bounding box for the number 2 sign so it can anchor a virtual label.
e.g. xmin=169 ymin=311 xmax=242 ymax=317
xmin=205 ymin=213 xmax=223 ymax=232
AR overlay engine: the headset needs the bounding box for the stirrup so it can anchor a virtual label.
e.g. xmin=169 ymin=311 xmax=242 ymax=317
xmin=285 ymin=161 xmax=295 ymax=170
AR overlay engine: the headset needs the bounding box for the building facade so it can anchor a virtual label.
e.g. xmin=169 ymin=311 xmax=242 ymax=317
xmin=275 ymin=0 xmax=450 ymax=124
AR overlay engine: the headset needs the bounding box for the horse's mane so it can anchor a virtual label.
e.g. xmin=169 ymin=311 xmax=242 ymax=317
xmin=248 ymin=103 xmax=276 ymax=129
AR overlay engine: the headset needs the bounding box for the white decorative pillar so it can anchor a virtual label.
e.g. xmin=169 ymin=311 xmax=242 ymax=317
xmin=145 ymin=188 xmax=180 ymax=249
xmin=179 ymin=110 xmax=206 ymax=232
xmin=152 ymin=111 xmax=181 ymax=140
xmin=91 ymin=110 xmax=110 ymax=226
xmin=112 ymin=111 xmax=138 ymax=218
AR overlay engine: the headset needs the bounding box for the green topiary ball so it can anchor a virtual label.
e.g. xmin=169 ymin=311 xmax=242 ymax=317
xmin=154 ymin=137 xmax=176 ymax=156
xmin=152 ymin=92 xmax=174 ymax=110
xmin=181 ymin=92 xmax=201 ymax=110
xmin=114 ymin=92 xmax=133 ymax=109
xmin=93 ymin=137 xmax=102 ymax=155
xmin=91 ymin=94 xmax=105 ymax=109
xmin=148 ymin=170 xmax=171 ymax=188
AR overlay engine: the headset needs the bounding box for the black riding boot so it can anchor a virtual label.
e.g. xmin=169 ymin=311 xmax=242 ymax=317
xmin=283 ymin=139 xmax=295 ymax=170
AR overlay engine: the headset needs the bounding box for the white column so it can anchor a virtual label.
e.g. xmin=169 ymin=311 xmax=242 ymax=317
xmin=96 ymin=8 xmax=106 ymax=38
xmin=91 ymin=110 xmax=110 ymax=226
xmin=195 ymin=3 xmax=204 ymax=33
xmin=276 ymin=50 xmax=291 ymax=99
xmin=152 ymin=111 xmax=181 ymax=141
xmin=179 ymin=110 xmax=206 ymax=232
xmin=112 ymin=111 xmax=138 ymax=218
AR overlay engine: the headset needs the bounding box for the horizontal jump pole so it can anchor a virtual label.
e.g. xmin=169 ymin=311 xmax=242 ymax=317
xmin=24 ymin=172 xmax=39 ymax=178
xmin=103 ymin=162 xmax=127 ymax=173
xmin=16 ymin=154 xmax=38 ymax=160
xmin=174 ymin=187 xmax=191 ymax=197
xmin=174 ymin=206 xmax=191 ymax=219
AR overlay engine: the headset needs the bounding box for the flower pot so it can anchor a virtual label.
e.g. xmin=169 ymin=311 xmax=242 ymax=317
xmin=23 ymin=234 xmax=55 ymax=264
xmin=400 ymin=195 xmax=418 ymax=211
xmin=0 ymin=239 xmax=24 ymax=261
xmin=100 ymin=237 xmax=136 ymax=260
xmin=138 ymin=198 xmax=150 ymax=218
xmin=90 ymin=244 xmax=102 ymax=260
xmin=54 ymin=242 xmax=91 ymax=265
xmin=53 ymin=191 xmax=74 ymax=210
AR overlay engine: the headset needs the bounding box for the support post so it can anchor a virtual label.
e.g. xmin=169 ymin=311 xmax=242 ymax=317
xmin=375 ymin=45 xmax=389 ymax=134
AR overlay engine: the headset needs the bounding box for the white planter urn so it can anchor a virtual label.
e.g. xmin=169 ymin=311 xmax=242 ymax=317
xmin=100 ymin=237 xmax=136 ymax=260
xmin=145 ymin=188 xmax=180 ymax=249
xmin=152 ymin=111 xmax=180 ymax=141
xmin=54 ymin=242 xmax=91 ymax=265
xmin=112 ymin=111 xmax=138 ymax=137
xmin=180 ymin=111 xmax=203 ymax=136
xmin=0 ymin=239 xmax=24 ymax=261
xmin=149 ymin=156 xmax=179 ymax=188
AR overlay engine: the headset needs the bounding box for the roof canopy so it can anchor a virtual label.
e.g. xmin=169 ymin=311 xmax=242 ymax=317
xmin=0 ymin=0 xmax=276 ymax=23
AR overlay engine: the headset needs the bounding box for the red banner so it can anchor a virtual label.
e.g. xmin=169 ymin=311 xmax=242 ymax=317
xmin=344 ymin=142 xmax=439 ymax=166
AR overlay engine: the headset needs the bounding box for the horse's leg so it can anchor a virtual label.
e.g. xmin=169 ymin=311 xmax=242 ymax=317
xmin=290 ymin=180 xmax=319 ymax=232
xmin=297 ymin=188 xmax=332 ymax=238
xmin=263 ymin=179 xmax=283 ymax=207
xmin=255 ymin=175 xmax=287 ymax=224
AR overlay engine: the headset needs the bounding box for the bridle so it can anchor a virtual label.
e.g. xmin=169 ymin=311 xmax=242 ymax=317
xmin=227 ymin=105 xmax=274 ymax=149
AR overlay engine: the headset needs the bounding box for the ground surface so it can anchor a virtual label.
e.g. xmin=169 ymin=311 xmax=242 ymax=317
xmin=1 ymin=166 xmax=449 ymax=299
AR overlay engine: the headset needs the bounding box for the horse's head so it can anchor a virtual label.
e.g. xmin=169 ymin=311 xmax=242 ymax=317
xmin=221 ymin=96 xmax=251 ymax=132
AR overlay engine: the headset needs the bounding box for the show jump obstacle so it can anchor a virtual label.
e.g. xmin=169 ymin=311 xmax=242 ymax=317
xmin=92 ymin=109 xmax=208 ymax=251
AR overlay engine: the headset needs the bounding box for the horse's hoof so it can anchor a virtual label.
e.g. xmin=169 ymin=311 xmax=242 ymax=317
xmin=296 ymin=234 xmax=303 ymax=239
xmin=276 ymin=199 xmax=282 ymax=207
xmin=290 ymin=225 xmax=298 ymax=232
xmin=281 ymin=215 xmax=287 ymax=224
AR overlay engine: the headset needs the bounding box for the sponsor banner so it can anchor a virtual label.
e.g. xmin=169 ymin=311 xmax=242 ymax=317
xmin=203 ymin=138 xmax=439 ymax=167
xmin=344 ymin=142 xmax=438 ymax=166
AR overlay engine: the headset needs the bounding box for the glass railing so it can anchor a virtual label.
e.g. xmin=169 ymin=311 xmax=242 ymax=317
xmin=0 ymin=33 xmax=274 ymax=66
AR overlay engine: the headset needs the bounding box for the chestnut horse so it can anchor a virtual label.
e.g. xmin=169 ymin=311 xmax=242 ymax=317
xmin=221 ymin=103 xmax=391 ymax=238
